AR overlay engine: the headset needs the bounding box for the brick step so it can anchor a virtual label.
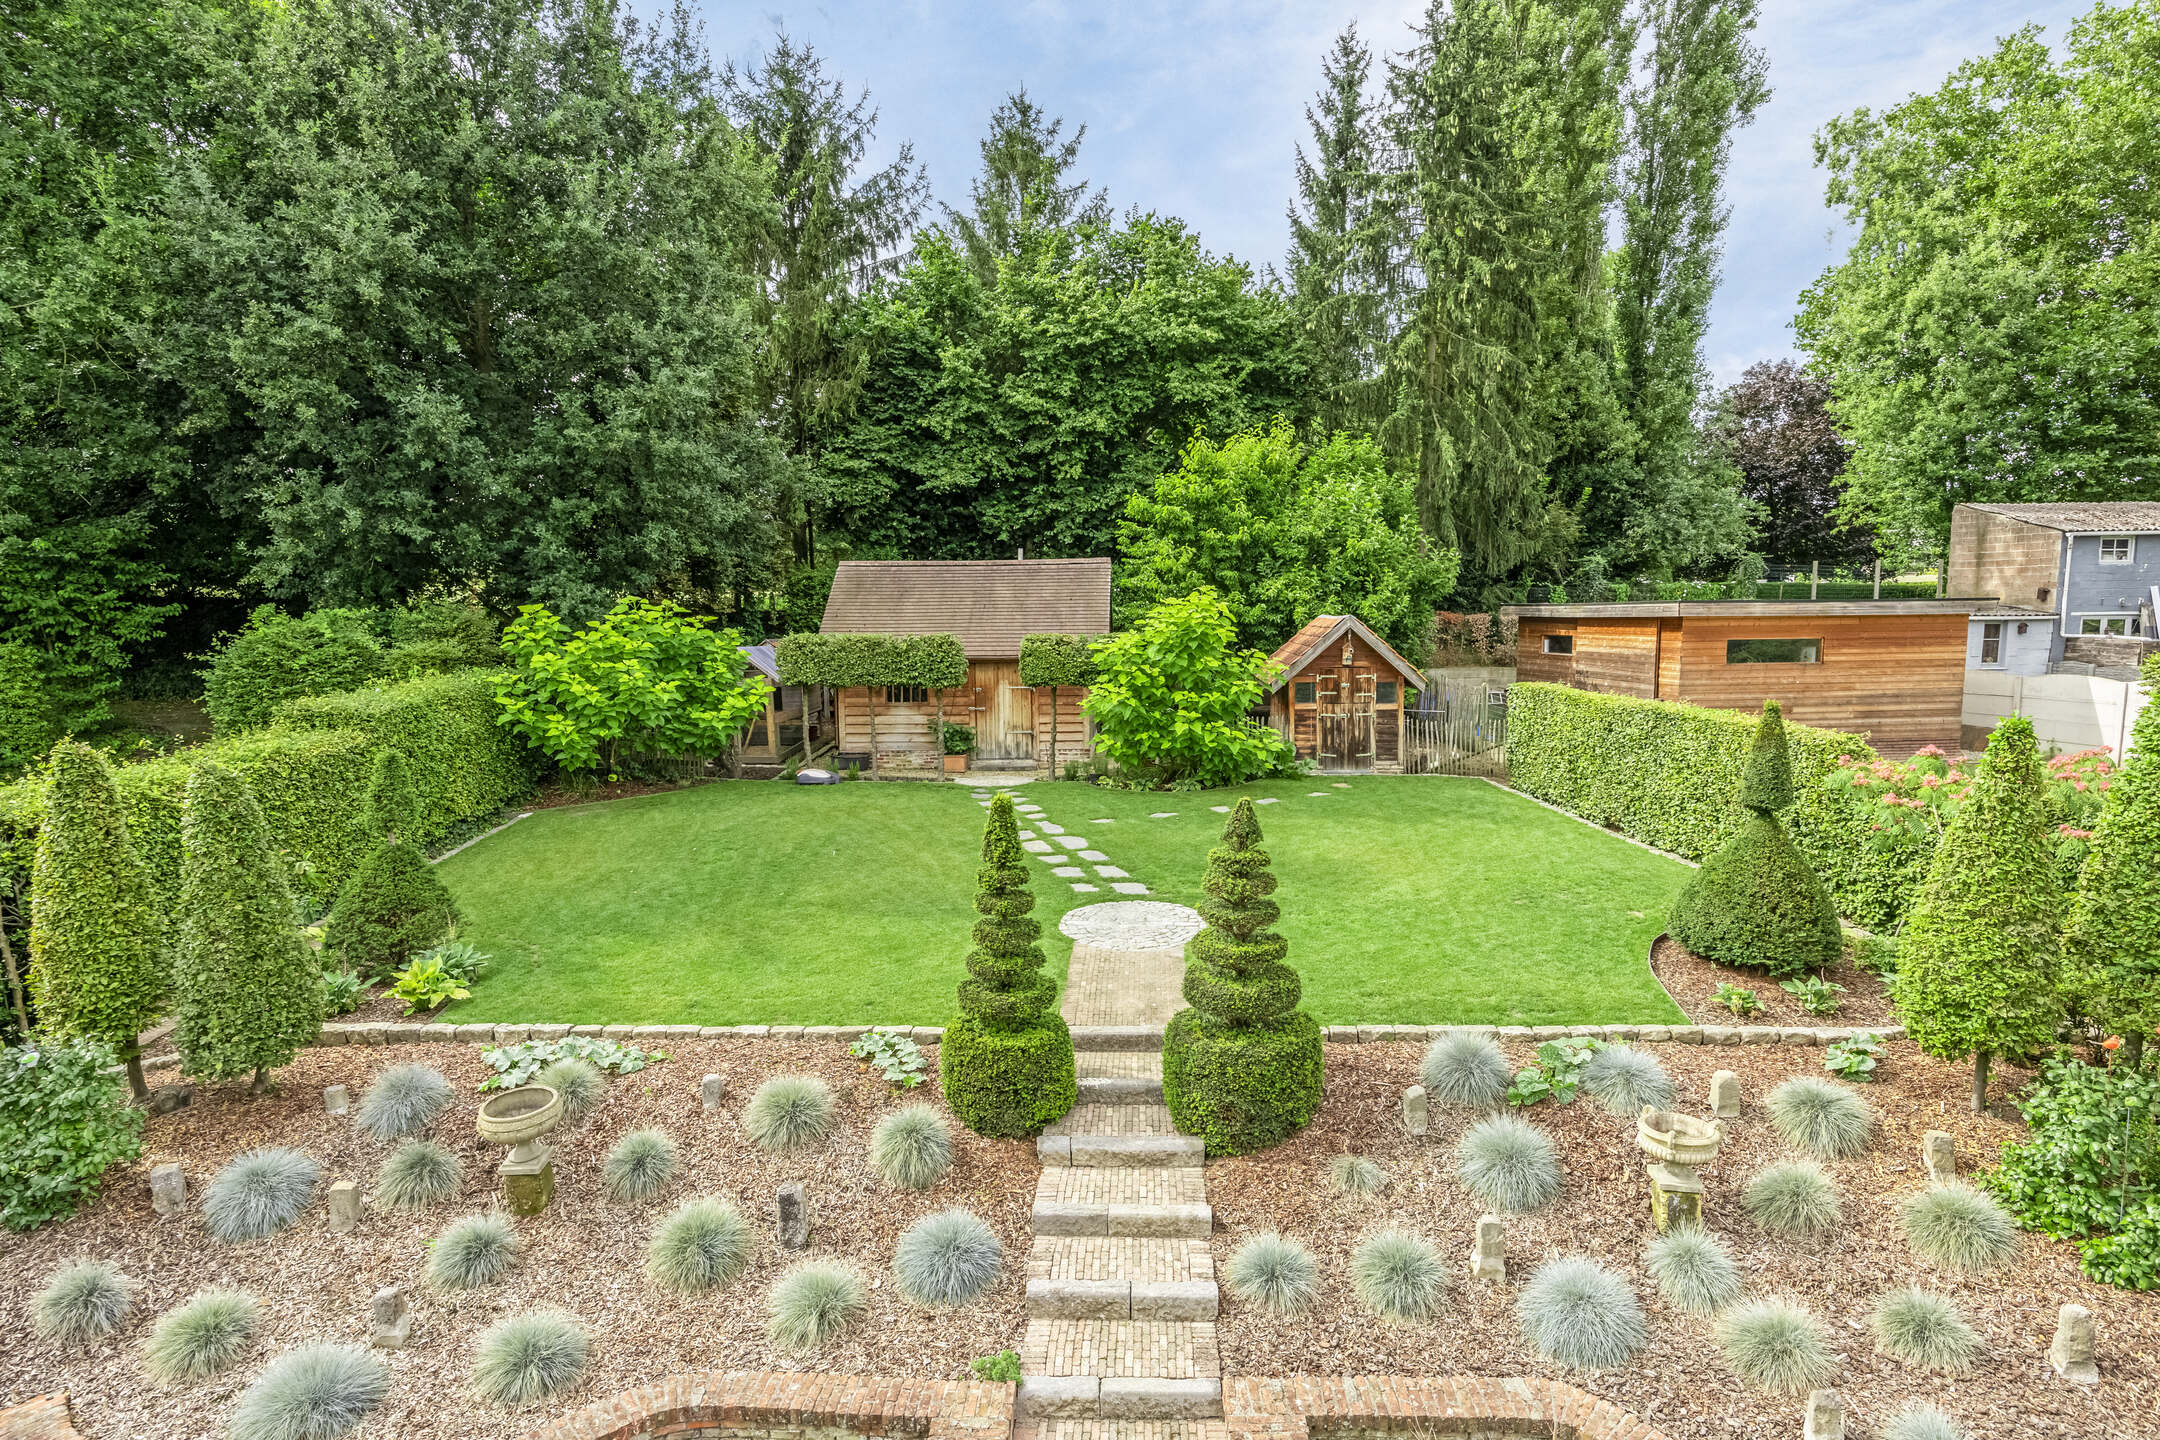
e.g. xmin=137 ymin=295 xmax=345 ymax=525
xmin=1027 ymin=1236 xmax=1214 ymax=1284
xmin=1016 ymin=1379 xmax=1222 ymax=1423
xmin=1036 ymin=1421 xmax=1224 ymax=1440
xmin=1076 ymin=1076 xmax=1165 ymax=1105
xmin=1075 ymin=1051 xmax=1163 ymax=1081
xmin=1032 ymin=1200 xmax=1212 ymax=1239
xmin=1047 ymin=1102 xmax=1174 ymax=1136
xmin=1070 ymin=1026 xmax=1165 ymax=1052
xmin=1039 ymin=1134 xmax=1204 ymax=1168
xmin=1025 ymin=1279 xmax=1219 ymax=1321
xmin=1036 ymin=1167 xmax=1206 ymax=1208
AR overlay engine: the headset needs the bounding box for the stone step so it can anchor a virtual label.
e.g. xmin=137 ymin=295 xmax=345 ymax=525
xmin=1037 ymin=1168 xmax=1207 ymax=1208
xmin=1037 ymin=1421 xmax=1225 ymax=1440
xmin=1015 ymin=1379 xmax=1223 ymax=1423
xmin=1027 ymin=1236 xmax=1214 ymax=1284
xmin=1025 ymin=1279 xmax=1220 ymax=1321
xmin=1039 ymin=1134 xmax=1205 ymax=1168
xmin=1077 ymin=1076 xmax=1164 ymax=1105
xmin=1075 ymin=1051 xmax=1163 ymax=1080
xmin=1020 ymin=1318 xmax=1221 ymax=1383
xmin=1047 ymin=1102 xmax=1174 ymax=1136
xmin=1070 ymin=1025 xmax=1165 ymax=1052
xmin=1032 ymin=1201 xmax=1212 ymax=1239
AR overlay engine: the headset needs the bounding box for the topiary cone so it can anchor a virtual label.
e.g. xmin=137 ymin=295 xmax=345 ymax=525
xmin=323 ymin=748 xmax=458 ymax=976
xmin=2062 ymin=655 xmax=2160 ymax=1067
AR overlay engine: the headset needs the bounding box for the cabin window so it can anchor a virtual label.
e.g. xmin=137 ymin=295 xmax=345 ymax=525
xmin=2098 ymin=536 xmax=2134 ymax=564
xmin=884 ymin=684 xmax=928 ymax=704
xmin=1293 ymin=681 xmax=1316 ymax=703
xmin=1978 ymin=622 xmax=2003 ymax=665
xmin=2080 ymin=616 xmax=2130 ymax=636
xmin=1376 ymin=681 xmax=1399 ymax=705
xmin=1726 ymin=638 xmax=1821 ymax=664
xmin=1543 ymin=634 xmax=1574 ymax=655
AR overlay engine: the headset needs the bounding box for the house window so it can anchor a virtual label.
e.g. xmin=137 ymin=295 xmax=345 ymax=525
xmin=884 ymin=684 xmax=928 ymax=704
xmin=1979 ymin=622 xmax=2003 ymax=666
xmin=1543 ymin=634 xmax=1575 ymax=655
xmin=1726 ymin=638 xmax=1822 ymax=664
xmin=1376 ymin=681 xmax=1399 ymax=705
xmin=1293 ymin=681 xmax=1316 ymax=703
xmin=2099 ymin=536 xmax=2134 ymax=564
xmin=2079 ymin=617 xmax=2131 ymax=636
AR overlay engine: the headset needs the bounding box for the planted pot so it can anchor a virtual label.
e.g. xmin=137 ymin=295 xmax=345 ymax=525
xmin=944 ymin=753 xmax=969 ymax=773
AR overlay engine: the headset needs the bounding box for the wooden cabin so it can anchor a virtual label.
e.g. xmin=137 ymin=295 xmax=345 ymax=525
xmin=1503 ymin=600 xmax=1980 ymax=752
xmin=1265 ymin=615 xmax=1425 ymax=772
xmin=818 ymin=558 xmax=1111 ymax=774
xmin=734 ymin=644 xmax=828 ymax=774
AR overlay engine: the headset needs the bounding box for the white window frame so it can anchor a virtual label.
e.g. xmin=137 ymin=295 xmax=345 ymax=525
xmin=2078 ymin=615 xmax=2133 ymax=637
xmin=2098 ymin=535 xmax=2135 ymax=564
xmin=1978 ymin=622 xmax=2003 ymax=666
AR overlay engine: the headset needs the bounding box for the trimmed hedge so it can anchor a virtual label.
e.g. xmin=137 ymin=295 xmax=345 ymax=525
xmin=202 ymin=606 xmax=387 ymax=735
xmin=775 ymin=633 xmax=969 ymax=690
xmin=1017 ymin=634 xmax=1100 ymax=688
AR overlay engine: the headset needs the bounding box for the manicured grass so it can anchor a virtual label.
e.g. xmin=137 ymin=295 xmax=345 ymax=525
xmin=438 ymin=776 xmax=1690 ymax=1025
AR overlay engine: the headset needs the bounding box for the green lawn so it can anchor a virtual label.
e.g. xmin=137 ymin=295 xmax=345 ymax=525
xmin=437 ymin=775 xmax=1690 ymax=1026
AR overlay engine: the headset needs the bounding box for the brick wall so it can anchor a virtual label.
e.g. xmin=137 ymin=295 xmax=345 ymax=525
xmin=525 ymin=1372 xmax=1013 ymax=1440
xmin=1222 ymin=1376 xmax=1670 ymax=1440
xmin=1948 ymin=507 xmax=2061 ymax=608
xmin=0 ymin=1395 xmax=83 ymax=1440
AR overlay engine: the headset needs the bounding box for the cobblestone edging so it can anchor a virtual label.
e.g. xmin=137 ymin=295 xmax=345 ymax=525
xmin=310 ymin=1021 xmax=946 ymax=1047
xmin=1223 ymin=1374 xmax=1671 ymax=1440
xmin=524 ymin=1372 xmax=1012 ymax=1440
xmin=1323 ymin=1021 xmax=1903 ymax=1047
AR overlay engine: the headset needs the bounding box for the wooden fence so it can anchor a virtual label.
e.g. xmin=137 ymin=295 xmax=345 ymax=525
xmin=1406 ymin=678 xmax=1509 ymax=777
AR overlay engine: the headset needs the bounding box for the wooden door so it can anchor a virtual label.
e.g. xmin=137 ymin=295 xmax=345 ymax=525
xmin=969 ymin=662 xmax=1035 ymax=759
xmin=1349 ymin=670 xmax=1377 ymax=765
xmin=1316 ymin=668 xmax=1348 ymax=766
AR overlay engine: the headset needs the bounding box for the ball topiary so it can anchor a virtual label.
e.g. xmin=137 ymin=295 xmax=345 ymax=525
xmin=1328 ymin=1155 xmax=1386 ymax=1195
xmin=1715 ymin=1297 xmax=1834 ymax=1392
xmin=471 ymin=1308 xmax=590 ymax=1406
xmin=355 ymin=1063 xmax=453 ymax=1140
xmin=869 ymin=1105 xmax=954 ymax=1190
xmin=1515 ymin=1256 xmax=1647 ymax=1370
xmin=1666 ymin=700 xmax=1843 ymax=977
xmin=1900 ymin=1183 xmax=2020 ymax=1274
xmin=767 ymin=1261 xmax=868 ymax=1350
xmin=427 ymin=1214 xmax=522 ymax=1290
xmin=1225 ymin=1232 xmax=1320 ymax=1315
xmin=646 ymin=1198 xmax=752 ymax=1292
xmin=1871 ymin=1287 xmax=1980 ymax=1371
xmin=1742 ymin=1162 xmax=1842 ymax=1237
xmin=227 ymin=1342 xmax=388 ymax=1440
xmin=1350 ymin=1230 xmax=1448 ymax=1321
xmin=743 ymin=1075 xmax=836 ymax=1151
xmin=1883 ymin=1404 xmax=1970 ymax=1440
xmin=1644 ymin=1227 xmax=1741 ymax=1315
xmin=535 ymin=1058 xmax=603 ymax=1122
xmin=940 ymin=796 xmax=1076 ymax=1138
xmin=1580 ymin=1046 xmax=1675 ymax=1117
xmin=375 ymin=1140 xmax=462 ymax=1210
xmin=1419 ymin=1032 xmax=1510 ymax=1109
xmin=1764 ymin=1076 xmax=1875 ymax=1160
xmin=204 ymin=1148 xmax=321 ymax=1241
xmin=31 ymin=1257 xmax=133 ymax=1342
xmin=1455 ymin=1115 xmax=1562 ymax=1213
xmin=143 ymin=1287 xmax=261 ymax=1382
xmin=602 ymin=1129 xmax=679 ymax=1203
xmin=892 ymin=1209 xmax=1003 ymax=1306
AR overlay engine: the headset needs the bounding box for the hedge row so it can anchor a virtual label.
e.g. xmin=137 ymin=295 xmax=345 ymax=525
xmin=1017 ymin=634 xmax=1101 ymax=688
xmin=775 ymin=633 xmax=969 ymax=689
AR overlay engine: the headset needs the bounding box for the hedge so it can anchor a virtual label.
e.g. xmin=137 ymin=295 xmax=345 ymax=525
xmin=775 ymin=633 xmax=969 ymax=689
xmin=1016 ymin=634 xmax=1101 ymax=688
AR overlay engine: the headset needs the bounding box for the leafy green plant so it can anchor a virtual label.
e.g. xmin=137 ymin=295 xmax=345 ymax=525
xmin=869 ymin=1105 xmax=953 ymax=1190
xmin=355 ymin=1064 xmax=453 ymax=1140
xmin=427 ymin=1214 xmax=521 ymax=1289
xmin=1644 ymin=1227 xmax=1740 ymax=1314
xmin=1420 ymin=1032 xmax=1510 ymax=1108
xmin=202 ymin=606 xmax=386 ymax=735
xmin=375 ymin=1140 xmax=462 ymax=1210
xmin=1083 ymin=589 xmax=1295 ymax=788
xmin=204 ymin=1149 xmax=321 ymax=1241
xmin=743 ymin=1074 xmax=836 ymax=1151
xmin=227 ymin=1343 xmax=388 ymax=1440
xmin=32 ymin=1257 xmax=134 ymax=1341
xmin=1350 ymin=1230 xmax=1448 ymax=1321
xmin=1514 ymin=1256 xmax=1647 ymax=1370
xmin=1986 ymin=1054 xmax=2160 ymax=1261
xmin=603 ymin=1129 xmax=679 ymax=1202
xmin=767 ymin=1261 xmax=868 ymax=1350
xmin=970 ymin=1350 xmax=1023 ymax=1384
xmin=472 ymin=1309 xmax=589 ymax=1406
xmin=1226 ymin=1232 xmax=1321 ymax=1315
xmin=478 ymin=1036 xmax=657 ymax=1091
xmin=1742 ymin=1162 xmax=1841 ymax=1237
xmin=1901 ymin=1183 xmax=2019 ymax=1274
xmin=320 ymin=968 xmax=366 ymax=1016
xmin=850 ymin=1028 xmax=927 ymax=1088
xmin=2075 ymin=1196 xmax=2160 ymax=1290
xmin=1765 ymin=1077 xmax=1875 ymax=1159
xmin=2062 ymin=657 xmax=2160 ymax=1059
xmin=1780 ymin=975 xmax=1845 ymax=1014
xmin=892 ymin=1208 xmax=1003 ymax=1306
xmin=646 ymin=1197 xmax=751 ymax=1292
xmin=1506 ymin=1036 xmax=1599 ymax=1107
xmin=1871 ymin=1286 xmax=1979 ymax=1371
xmin=1823 ymin=1031 xmax=1887 ymax=1082
xmin=1455 ymin=1116 xmax=1561 ymax=1213
xmin=386 ymin=953 xmax=471 ymax=1013
xmin=1713 ymin=983 xmax=1762 ymax=1017
xmin=143 ymin=1287 xmax=261 ymax=1382
xmin=1715 ymin=1297 xmax=1833 ymax=1392
xmin=0 ymin=1038 xmax=143 ymax=1231
xmin=940 ymin=723 xmax=976 ymax=756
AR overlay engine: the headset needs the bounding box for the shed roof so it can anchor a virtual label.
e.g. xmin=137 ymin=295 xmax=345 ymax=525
xmin=1964 ymin=502 xmax=2160 ymax=534
xmin=1502 ymin=599 xmax=1982 ymax=619
xmin=740 ymin=643 xmax=781 ymax=684
xmin=818 ymin=558 xmax=1112 ymax=659
xmin=1266 ymin=615 xmax=1424 ymax=691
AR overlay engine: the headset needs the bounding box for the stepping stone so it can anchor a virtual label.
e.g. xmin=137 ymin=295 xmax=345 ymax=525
xmin=1072 ymin=882 xmax=1101 ymax=893
xmin=1059 ymin=901 xmax=1205 ymax=949
xmin=1110 ymin=882 xmax=1149 ymax=895
xmin=1210 ymin=805 xmax=1230 ymax=812
xmin=1038 ymin=823 xmax=1065 ymax=834
xmin=1019 ymin=831 xmax=1037 ymax=840
xmin=1018 ymin=805 xmax=1045 ymax=814
xmin=1054 ymin=836 xmax=1086 ymax=849
xmin=1331 ymin=783 xmax=1351 ymax=789
xmin=1257 ymin=797 xmax=1279 ymax=804
xmin=1023 ymin=840 xmax=1055 ymax=853
xmin=1078 ymin=850 xmax=1109 ymax=862
xmin=1307 ymin=792 xmax=1328 ymax=796
xmin=1092 ymin=818 xmax=1113 ymax=824
xmin=972 ymin=792 xmax=991 ymax=799
xmin=1054 ymin=866 xmax=1086 ymax=877
xmin=1094 ymin=866 xmax=1129 ymax=878
xmin=1149 ymin=812 xmax=1177 ymax=818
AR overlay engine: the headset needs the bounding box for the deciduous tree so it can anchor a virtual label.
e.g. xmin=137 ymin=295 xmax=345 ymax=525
xmin=1084 ymin=591 xmax=1292 ymax=789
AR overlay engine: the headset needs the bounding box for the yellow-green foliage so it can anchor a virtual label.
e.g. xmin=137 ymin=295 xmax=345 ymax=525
xmin=1016 ymin=634 xmax=1101 ymax=688
xmin=2061 ymin=655 xmax=2160 ymax=1047
xmin=775 ymin=633 xmax=969 ymax=689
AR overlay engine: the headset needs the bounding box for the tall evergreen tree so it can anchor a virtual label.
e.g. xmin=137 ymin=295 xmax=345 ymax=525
xmin=322 ymin=750 xmax=458 ymax=977
xmin=173 ymin=762 xmax=322 ymax=1092
xmin=26 ymin=741 xmax=166 ymax=1100
xmin=943 ymin=90 xmax=1108 ymax=279
xmin=2061 ymin=657 xmax=2160 ymax=1066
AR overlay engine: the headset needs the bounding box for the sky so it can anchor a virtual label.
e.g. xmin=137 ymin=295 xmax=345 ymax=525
xmin=706 ymin=0 xmax=2085 ymax=385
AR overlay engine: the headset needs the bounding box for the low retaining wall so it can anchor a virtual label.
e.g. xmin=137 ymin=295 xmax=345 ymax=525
xmin=1224 ymin=1375 xmax=1669 ymax=1440
xmin=0 ymin=1395 xmax=82 ymax=1440
xmin=526 ymin=1372 xmax=1012 ymax=1440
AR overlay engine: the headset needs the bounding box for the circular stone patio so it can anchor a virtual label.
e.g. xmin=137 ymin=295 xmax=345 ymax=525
xmin=1057 ymin=899 xmax=1205 ymax=950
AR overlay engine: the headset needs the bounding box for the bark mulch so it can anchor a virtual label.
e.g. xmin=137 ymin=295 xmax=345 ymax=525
xmin=1651 ymin=934 xmax=1896 ymax=1029
xmin=1 ymin=1041 xmax=1031 ymax=1440
xmin=1209 ymin=1040 xmax=2156 ymax=1440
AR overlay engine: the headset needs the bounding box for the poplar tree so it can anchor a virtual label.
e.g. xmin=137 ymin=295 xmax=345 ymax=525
xmin=322 ymin=750 xmax=459 ymax=976
xmin=2062 ymin=658 xmax=2160 ymax=1066
xmin=943 ymin=90 xmax=1109 ymax=279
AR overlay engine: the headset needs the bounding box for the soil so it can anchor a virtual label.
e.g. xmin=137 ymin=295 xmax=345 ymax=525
xmin=525 ymin=776 xmax=724 ymax=810
xmin=1 ymin=1041 xmax=1032 ymax=1440
xmin=1651 ymin=934 xmax=1897 ymax=1029
xmin=1208 ymin=1039 xmax=2157 ymax=1440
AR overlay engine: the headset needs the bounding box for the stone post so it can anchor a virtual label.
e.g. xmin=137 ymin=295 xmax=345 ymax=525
xmin=2049 ymin=1303 xmax=2098 ymax=1384
xmin=327 ymin=1180 xmax=361 ymax=1234
xmin=1922 ymin=1130 xmax=1955 ymax=1184
xmin=323 ymin=1084 xmax=350 ymax=1116
xmin=1468 ymin=1214 xmax=1505 ymax=1282
xmin=1647 ymin=1163 xmax=1703 ymax=1232
xmin=1708 ymin=1070 xmax=1741 ymax=1119
xmin=701 ymin=1074 xmax=727 ymax=1113
xmin=1802 ymin=1389 xmax=1844 ymax=1440
xmin=776 ymin=1182 xmax=809 ymax=1248
xmin=369 ymin=1286 xmax=412 ymax=1349
xmin=149 ymin=1162 xmax=186 ymax=1217
xmin=1401 ymin=1085 xmax=1429 ymax=1138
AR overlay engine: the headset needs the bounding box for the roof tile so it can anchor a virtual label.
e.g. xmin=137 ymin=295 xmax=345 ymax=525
xmin=818 ymin=559 xmax=1112 ymax=659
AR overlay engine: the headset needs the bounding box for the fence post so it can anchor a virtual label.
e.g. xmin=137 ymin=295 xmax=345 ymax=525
xmin=1810 ymin=561 xmax=1819 ymax=600
xmin=1872 ymin=559 xmax=1881 ymax=599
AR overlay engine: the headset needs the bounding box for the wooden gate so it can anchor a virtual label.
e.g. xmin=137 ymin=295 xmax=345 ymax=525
xmin=967 ymin=662 xmax=1035 ymax=760
xmin=1404 ymin=679 xmax=1509 ymax=777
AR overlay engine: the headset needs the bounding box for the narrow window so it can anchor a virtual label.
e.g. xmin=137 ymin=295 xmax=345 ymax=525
xmin=1543 ymin=634 xmax=1575 ymax=655
xmin=1726 ymin=638 xmax=1822 ymax=664
xmin=2108 ymin=617 xmax=2129 ymax=636
xmin=1979 ymin=622 xmax=2003 ymax=665
xmin=884 ymin=684 xmax=928 ymax=704
xmin=1293 ymin=681 xmax=1316 ymax=703
xmin=2099 ymin=536 xmax=2134 ymax=563
xmin=1375 ymin=681 xmax=1399 ymax=705
xmin=2081 ymin=617 xmax=2103 ymax=634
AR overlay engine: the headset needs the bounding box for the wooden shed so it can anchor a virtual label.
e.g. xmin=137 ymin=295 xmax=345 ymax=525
xmin=1265 ymin=615 xmax=1425 ymax=772
xmin=818 ymin=558 xmax=1111 ymax=772
xmin=1503 ymin=600 xmax=1980 ymax=752
xmin=733 ymin=643 xmax=828 ymax=773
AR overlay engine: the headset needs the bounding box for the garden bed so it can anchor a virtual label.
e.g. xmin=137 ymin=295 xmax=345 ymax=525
xmin=1650 ymin=934 xmax=1896 ymax=1028
xmin=1207 ymin=1039 xmax=2151 ymax=1440
xmin=0 ymin=1042 xmax=1033 ymax=1440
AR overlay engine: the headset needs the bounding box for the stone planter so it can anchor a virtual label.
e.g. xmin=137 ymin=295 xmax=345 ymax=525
xmin=477 ymin=1084 xmax=563 ymax=1215
xmin=944 ymin=753 xmax=970 ymax=773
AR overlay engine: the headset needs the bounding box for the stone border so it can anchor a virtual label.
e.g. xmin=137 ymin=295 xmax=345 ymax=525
xmin=1224 ymin=1375 xmax=1670 ymax=1440
xmin=524 ymin=1371 xmax=1012 ymax=1440
xmin=1321 ymin=1022 xmax=1901 ymax=1047
xmin=311 ymin=1021 xmax=945 ymax=1047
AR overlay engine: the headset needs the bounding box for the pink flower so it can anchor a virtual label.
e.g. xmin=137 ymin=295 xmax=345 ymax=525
xmin=2098 ymin=779 xmax=2112 ymax=791
xmin=2075 ymin=780 xmax=2088 ymax=791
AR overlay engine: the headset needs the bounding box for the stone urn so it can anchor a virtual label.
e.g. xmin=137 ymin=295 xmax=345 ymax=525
xmin=1635 ymin=1107 xmax=1724 ymax=1232
xmin=476 ymin=1084 xmax=563 ymax=1215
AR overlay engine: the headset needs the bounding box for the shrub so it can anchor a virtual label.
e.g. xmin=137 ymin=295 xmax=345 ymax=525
xmin=767 ymin=1261 xmax=868 ymax=1350
xmin=31 ymin=1257 xmax=133 ymax=1341
xmin=355 ymin=1064 xmax=454 ymax=1140
xmin=471 ymin=1308 xmax=590 ymax=1406
xmin=1515 ymin=1256 xmax=1647 ymax=1370
xmin=143 ymin=1287 xmax=261 ymax=1382
xmin=1715 ymin=1297 xmax=1834 ymax=1392
xmin=1162 ymin=798 xmax=1323 ymax=1154
xmin=1580 ymin=1046 xmax=1674 ymax=1116
xmin=1455 ymin=1115 xmax=1562 ymax=1213
xmin=376 ymin=1140 xmax=463 ymax=1210
xmin=1328 ymin=1156 xmax=1386 ymax=1195
xmin=1083 ymin=590 xmax=1295 ymax=787
xmin=1765 ymin=1077 xmax=1875 ymax=1159
xmin=869 ymin=1105 xmax=954 ymax=1190
xmin=2077 ymin=1195 xmax=2160 ymax=1290
xmin=970 ymin=1349 xmax=1023 ymax=1384
xmin=1644 ymin=1227 xmax=1741 ymax=1314
xmin=1225 ymin=1232 xmax=1320 ymax=1315
xmin=646 ymin=1198 xmax=752 ymax=1292
xmin=892 ymin=1208 xmax=1004 ymax=1305
xmin=743 ymin=1074 xmax=836 ymax=1151
xmin=0 ymin=643 xmax=58 ymax=777
xmin=1883 ymin=1404 xmax=1969 ymax=1440
xmin=1871 ymin=1286 xmax=1980 ymax=1370
xmin=428 ymin=1214 xmax=522 ymax=1289
xmin=1901 ymin=1183 xmax=2020 ymax=1273
xmin=537 ymin=1058 xmax=604 ymax=1121
xmin=1986 ymin=1055 xmax=2160 ymax=1244
xmin=0 ymin=1037 xmax=143 ymax=1231
xmin=603 ymin=1130 xmax=679 ymax=1203
xmin=204 ymin=1148 xmax=321 ymax=1241
xmin=940 ymin=796 xmax=1076 ymax=1138
xmin=227 ymin=1342 xmax=389 ymax=1440
xmin=1350 ymin=1230 xmax=1448 ymax=1321
xmin=322 ymin=747 xmax=460 ymax=979
xmin=1743 ymin=1162 xmax=1841 ymax=1237
xmin=203 ymin=606 xmax=385 ymax=735
xmin=1419 ymin=1032 xmax=1510 ymax=1109
xmin=2062 ymin=656 xmax=2160 ymax=1056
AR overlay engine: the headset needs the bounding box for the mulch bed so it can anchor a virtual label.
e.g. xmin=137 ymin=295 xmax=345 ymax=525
xmin=1209 ymin=1040 xmax=2156 ymax=1440
xmin=1651 ymin=934 xmax=1897 ymax=1029
xmin=1 ymin=1042 xmax=1032 ymax=1440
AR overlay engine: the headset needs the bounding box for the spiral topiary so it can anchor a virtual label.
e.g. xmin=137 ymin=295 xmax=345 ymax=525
xmin=1162 ymin=798 xmax=1323 ymax=1155
xmin=939 ymin=796 xmax=1076 ymax=1137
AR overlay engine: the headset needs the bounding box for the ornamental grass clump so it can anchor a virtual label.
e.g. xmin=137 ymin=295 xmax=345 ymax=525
xmin=767 ymin=1261 xmax=868 ymax=1351
xmin=355 ymin=1063 xmax=453 ymax=1140
xmin=427 ymin=1214 xmax=522 ymax=1290
xmin=1580 ymin=1046 xmax=1674 ymax=1116
xmin=143 ymin=1287 xmax=261 ymax=1382
xmin=227 ymin=1342 xmax=388 ymax=1440
xmin=1884 ymin=1404 xmax=1969 ymax=1440
xmin=646 ymin=1198 xmax=751 ymax=1293
xmin=1743 ymin=1162 xmax=1842 ymax=1237
xmin=602 ymin=1130 xmax=678 ymax=1203
xmin=1765 ymin=1076 xmax=1875 ymax=1159
xmin=1350 ymin=1230 xmax=1448 ymax=1322
xmin=870 ymin=1105 xmax=954 ymax=1190
xmin=535 ymin=1057 xmax=602 ymax=1121
xmin=1901 ymin=1183 xmax=2020 ymax=1273
xmin=1871 ymin=1287 xmax=1981 ymax=1371
xmin=1328 ymin=1155 xmax=1386 ymax=1195
xmin=1644 ymin=1227 xmax=1741 ymax=1314
xmin=1715 ymin=1298 xmax=1834 ymax=1392
xmin=892 ymin=1209 xmax=1003 ymax=1305
xmin=1455 ymin=1115 xmax=1561 ymax=1213
xmin=471 ymin=1309 xmax=590 ymax=1406
xmin=743 ymin=1075 xmax=836 ymax=1152
xmin=376 ymin=1141 xmax=461 ymax=1210
xmin=1419 ymin=1032 xmax=1510 ymax=1109
xmin=31 ymin=1258 xmax=133 ymax=1342
xmin=1161 ymin=798 xmax=1323 ymax=1155
xmin=941 ymin=796 xmax=1076 ymax=1137
xmin=1515 ymin=1257 xmax=1647 ymax=1370
xmin=204 ymin=1148 xmax=321 ymax=1241
xmin=1225 ymin=1232 xmax=1320 ymax=1315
